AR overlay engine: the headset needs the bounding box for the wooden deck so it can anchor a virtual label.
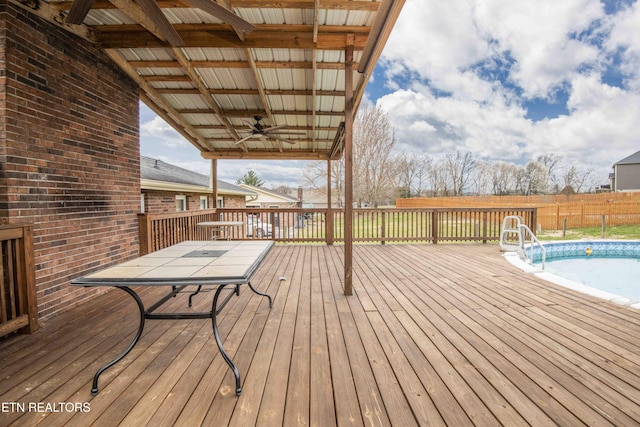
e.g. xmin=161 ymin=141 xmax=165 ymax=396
xmin=2 ymin=244 xmax=640 ymax=426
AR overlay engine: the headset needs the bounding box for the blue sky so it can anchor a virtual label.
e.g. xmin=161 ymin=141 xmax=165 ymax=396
xmin=141 ymin=0 xmax=640 ymax=188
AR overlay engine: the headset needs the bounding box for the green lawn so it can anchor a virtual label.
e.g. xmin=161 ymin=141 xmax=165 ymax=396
xmin=537 ymin=224 xmax=640 ymax=241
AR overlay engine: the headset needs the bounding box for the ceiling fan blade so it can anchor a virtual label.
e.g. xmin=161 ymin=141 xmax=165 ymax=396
xmin=66 ymin=0 xmax=96 ymax=24
xmin=182 ymin=0 xmax=256 ymax=34
xmin=234 ymin=134 xmax=254 ymax=145
xmin=261 ymin=125 xmax=287 ymax=132
xmin=268 ymin=135 xmax=297 ymax=144
xmin=135 ymin=0 xmax=184 ymax=46
xmin=242 ymin=119 xmax=261 ymax=132
xmin=265 ymin=130 xmax=307 ymax=135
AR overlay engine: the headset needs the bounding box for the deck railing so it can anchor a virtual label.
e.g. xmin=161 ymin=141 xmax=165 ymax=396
xmin=139 ymin=207 xmax=537 ymax=253
xmin=0 ymin=223 xmax=38 ymax=337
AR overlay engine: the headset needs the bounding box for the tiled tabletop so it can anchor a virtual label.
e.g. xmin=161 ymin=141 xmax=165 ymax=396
xmin=71 ymin=240 xmax=274 ymax=286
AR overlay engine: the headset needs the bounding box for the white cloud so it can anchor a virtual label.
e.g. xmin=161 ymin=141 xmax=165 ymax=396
xmin=606 ymin=1 xmax=640 ymax=89
xmin=375 ymin=0 xmax=640 ymax=183
xmin=473 ymin=0 xmax=604 ymax=98
xmin=140 ymin=116 xmax=190 ymax=149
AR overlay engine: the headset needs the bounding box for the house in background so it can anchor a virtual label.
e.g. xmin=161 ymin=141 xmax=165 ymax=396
xmin=611 ymin=151 xmax=640 ymax=192
xmin=141 ymin=156 xmax=255 ymax=213
xmin=238 ymin=184 xmax=300 ymax=209
xmin=282 ymin=187 xmax=343 ymax=209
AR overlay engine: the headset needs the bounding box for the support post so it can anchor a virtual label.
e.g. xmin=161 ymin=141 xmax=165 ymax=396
xmin=326 ymin=159 xmax=334 ymax=245
xmin=211 ymin=159 xmax=218 ymax=211
xmin=344 ymin=36 xmax=354 ymax=296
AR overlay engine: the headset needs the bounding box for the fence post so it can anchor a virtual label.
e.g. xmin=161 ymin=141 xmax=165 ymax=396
xmin=432 ymin=210 xmax=438 ymax=244
xmin=482 ymin=212 xmax=487 ymax=244
xmin=562 ymin=218 xmax=567 ymax=238
xmin=21 ymin=225 xmax=38 ymax=333
xmin=138 ymin=214 xmax=152 ymax=256
xmin=326 ymin=209 xmax=334 ymax=245
xmin=601 ymin=215 xmax=606 ymax=238
xmin=380 ymin=210 xmax=386 ymax=244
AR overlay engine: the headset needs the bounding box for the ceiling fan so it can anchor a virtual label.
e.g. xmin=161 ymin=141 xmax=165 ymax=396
xmin=65 ymin=0 xmax=255 ymax=46
xmin=235 ymin=116 xmax=305 ymax=146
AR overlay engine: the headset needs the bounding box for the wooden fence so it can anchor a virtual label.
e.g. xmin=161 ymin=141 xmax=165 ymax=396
xmin=398 ymin=193 xmax=640 ymax=231
xmin=0 ymin=223 xmax=38 ymax=337
xmin=138 ymin=207 xmax=537 ymax=253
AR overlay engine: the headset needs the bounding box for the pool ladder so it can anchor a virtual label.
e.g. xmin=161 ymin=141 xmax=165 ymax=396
xmin=500 ymin=216 xmax=546 ymax=269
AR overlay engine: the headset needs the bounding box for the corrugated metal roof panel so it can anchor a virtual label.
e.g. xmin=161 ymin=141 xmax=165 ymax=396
xmin=38 ymin=0 xmax=403 ymax=160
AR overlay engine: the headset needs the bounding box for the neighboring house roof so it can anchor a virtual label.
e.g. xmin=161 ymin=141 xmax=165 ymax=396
xmin=614 ymin=151 xmax=640 ymax=166
xmin=239 ymin=184 xmax=300 ymax=205
xmin=140 ymin=156 xmax=255 ymax=196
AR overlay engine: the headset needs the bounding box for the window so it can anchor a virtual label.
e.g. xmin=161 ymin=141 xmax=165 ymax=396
xmin=217 ymin=197 xmax=224 ymax=208
xmin=200 ymin=196 xmax=208 ymax=209
xmin=176 ymin=195 xmax=186 ymax=211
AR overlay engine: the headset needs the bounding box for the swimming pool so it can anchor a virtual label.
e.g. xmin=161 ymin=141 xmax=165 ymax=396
xmin=504 ymin=240 xmax=640 ymax=309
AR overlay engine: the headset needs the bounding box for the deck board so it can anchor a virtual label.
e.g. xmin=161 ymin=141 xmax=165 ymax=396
xmin=1 ymin=244 xmax=640 ymax=426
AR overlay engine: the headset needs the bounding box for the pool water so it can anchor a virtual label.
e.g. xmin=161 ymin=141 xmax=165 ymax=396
xmin=506 ymin=240 xmax=640 ymax=309
xmin=541 ymin=257 xmax=640 ymax=300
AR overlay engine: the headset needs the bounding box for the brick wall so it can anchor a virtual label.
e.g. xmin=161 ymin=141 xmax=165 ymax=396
xmin=0 ymin=3 xmax=140 ymax=319
xmin=222 ymin=195 xmax=247 ymax=209
xmin=143 ymin=190 xmax=247 ymax=213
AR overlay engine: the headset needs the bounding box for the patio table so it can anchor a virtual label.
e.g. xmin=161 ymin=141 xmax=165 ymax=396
xmin=71 ymin=240 xmax=274 ymax=396
xmin=197 ymin=221 xmax=244 ymax=240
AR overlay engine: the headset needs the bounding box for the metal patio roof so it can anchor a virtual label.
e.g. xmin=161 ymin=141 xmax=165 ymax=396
xmin=30 ymin=0 xmax=405 ymax=161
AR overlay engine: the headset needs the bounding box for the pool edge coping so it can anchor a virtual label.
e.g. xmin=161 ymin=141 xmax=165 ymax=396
xmin=502 ymin=247 xmax=640 ymax=310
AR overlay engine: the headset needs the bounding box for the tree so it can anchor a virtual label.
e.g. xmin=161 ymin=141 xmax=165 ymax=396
xmin=395 ymin=153 xmax=433 ymax=198
xmin=537 ymin=153 xmax=562 ymax=192
xmin=236 ymin=170 xmax=264 ymax=187
xmin=302 ymin=160 xmax=344 ymax=207
xmin=444 ymin=150 xmax=477 ymax=196
xmin=490 ymin=162 xmax=519 ymax=195
xmin=521 ymin=161 xmax=549 ymax=195
xmin=560 ymin=165 xmax=593 ymax=193
xmin=352 ymin=104 xmax=398 ymax=207
xmin=303 ymin=103 xmax=397 ymax=207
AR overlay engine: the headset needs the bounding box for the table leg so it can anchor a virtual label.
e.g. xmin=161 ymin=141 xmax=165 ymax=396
xmin=188 ymin=285 xmax=203 ymax=307
xmin=211 ymin=284 xmax=242 ymax=396
xmin=91 ymin=286 xmax=145 ymax=395
xmin=247 ymin=281 xmax=273 ymax=307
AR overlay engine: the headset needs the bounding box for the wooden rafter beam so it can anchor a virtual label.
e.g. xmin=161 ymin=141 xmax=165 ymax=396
xmin=152 ymin=88 xmax=345 ymax=97
xmin=193 ymin=124 xmax=339 ymax=131
xmin=175 ymin=108 xmax=345 ymax=117
xmin=213 ymin=0 xmax=251 ymax=40
xmin=51 ymin=0 xmax=380 ymax=12
xmin=311 ymin=0 xmax=319 ymax=152
xmin=127 ymin=60 xmax=355 ymax=70
xmin=127 ymin=0 xmax=185 ymax=46
xmin=203 ymin=138 xmax=333 ymax=143
xmin=200 ymin=150 xmax=332 ymax=160
xmin=94 ymin=28 xmax=369 ymax=49
xmin=243 ymin=48 xmax=284 ymax=152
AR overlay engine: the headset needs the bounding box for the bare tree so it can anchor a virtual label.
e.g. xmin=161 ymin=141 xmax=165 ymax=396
xmin=302 ymin=160 xmax=345 ymax=207
xmin=471 ymin=161 xmax=492 ymax=195
xmin=444 ymin=150 xmax=477 ymax=196
xmin=537 ymin=153 xmax=562 ymax=192
xmin=352 ymin=104 xmax=398 ymax=207
xmin=303 ymin=104 xmax=396 ymax=207
xmin=491 ymin=162 xmax=518 ymax=195
xmin=521 ymin=161 xmax=549 ymax=195
xmin=561 ymin=165 xmax=593 ymax=193
xmin=395 ymin=153 xmax=433 ymax=198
